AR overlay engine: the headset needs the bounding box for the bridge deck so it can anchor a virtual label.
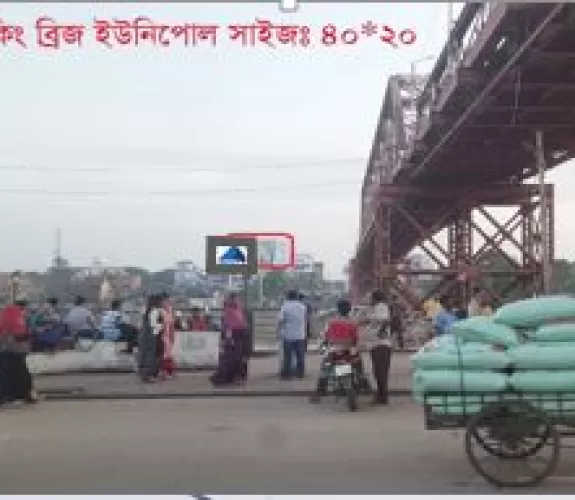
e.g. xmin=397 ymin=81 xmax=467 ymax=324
xmin=358 ymin=3 xmax=574 ymax=267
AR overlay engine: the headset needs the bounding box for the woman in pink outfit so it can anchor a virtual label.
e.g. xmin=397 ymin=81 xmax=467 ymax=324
xmin=160 ymin=292 xmax=176 ymax=379
xmin=212 ymin=293 xmax=249 ymax=384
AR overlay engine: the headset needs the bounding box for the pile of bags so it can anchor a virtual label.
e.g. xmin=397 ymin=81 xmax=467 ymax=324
xmin=411 ymin=295 xmax=575 ymax=415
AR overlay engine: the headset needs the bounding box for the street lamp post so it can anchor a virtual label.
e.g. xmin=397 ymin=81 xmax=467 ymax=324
xmin=536 ymin=130 xmax=552 ymax=294
xmin=10 ymin=271 xmax=21 ymax=303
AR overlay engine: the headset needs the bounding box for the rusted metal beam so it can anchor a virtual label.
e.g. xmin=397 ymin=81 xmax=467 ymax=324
xmin=394 ymin=269 xmax=535 ymax=277
xmin=376 ymin=183 xmax=549 ymax=202
xmin=409 ymin=3 xmax=565 ymax=181
xmin=473 ymin=209 xmax=527 ymax=263
xmin=394 ymin=205 xmax=451 ymax=261
xmin=470 ymin=219 xmax=521 ymax=271
xmin=477 ymin=205 xmax=526 ymax=257
xmin=465 ymin=124 xmax=575 ymax=130
xmin=500 ymin=82 xmax=575 ymax=90
xmin=483 ymin=105 xmax=569 ymax=112
xmin=529 ymin=49 xmax=575 ymax=60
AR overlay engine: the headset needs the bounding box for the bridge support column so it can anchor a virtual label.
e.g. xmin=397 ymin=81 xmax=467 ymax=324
xmin=352 ymin=183 xmax=554 ymax=311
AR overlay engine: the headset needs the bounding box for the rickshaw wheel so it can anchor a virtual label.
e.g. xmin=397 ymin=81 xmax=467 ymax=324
xmin=470 ymin=402 xmax=550 ymax=459
xmin=465 ymin=401 xmax=560 ymax=488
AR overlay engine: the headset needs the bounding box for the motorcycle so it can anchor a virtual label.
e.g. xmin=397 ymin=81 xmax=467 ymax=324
xmin=320 ymin=344 xmax=362 ymax=411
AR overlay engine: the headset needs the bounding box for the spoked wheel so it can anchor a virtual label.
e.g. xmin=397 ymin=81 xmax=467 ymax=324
xmin=465 ymin=401 xmax=560 ymax=488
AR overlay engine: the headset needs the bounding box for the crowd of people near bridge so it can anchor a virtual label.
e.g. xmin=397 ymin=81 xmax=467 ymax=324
xmin=423 ymin=287 xmax=495 ymax=337
xmin=0 ymin=284 xmax=497 ymax=406
xmin=0 ymin=291 xmax=223 ymax=403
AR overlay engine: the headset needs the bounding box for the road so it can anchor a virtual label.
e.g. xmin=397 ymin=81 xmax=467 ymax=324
xmin=1 ymin=396 xmax=575 ymax=494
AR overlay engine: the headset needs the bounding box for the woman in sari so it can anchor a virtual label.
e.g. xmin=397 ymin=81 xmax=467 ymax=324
xmin=210 ymin=293 xmax=249 ymax=386
xmin=223 ymin=293 xmax=250 ymax=382
xmin=160 ymin=292 xmax=176 ymax=379
xmin=0 ymin=298 xmax=39 ymax=403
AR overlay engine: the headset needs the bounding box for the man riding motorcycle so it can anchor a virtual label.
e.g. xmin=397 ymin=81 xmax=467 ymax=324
xmin=310 ymin=299 xmax=369 ymax=403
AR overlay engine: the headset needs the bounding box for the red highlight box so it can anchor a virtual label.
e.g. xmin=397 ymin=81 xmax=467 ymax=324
xmin=226 ymin=232 xmax=295 ymax=271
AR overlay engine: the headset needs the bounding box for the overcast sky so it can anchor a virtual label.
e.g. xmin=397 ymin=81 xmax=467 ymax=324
xmin=1 ymin=2 xmax=573 ymax=279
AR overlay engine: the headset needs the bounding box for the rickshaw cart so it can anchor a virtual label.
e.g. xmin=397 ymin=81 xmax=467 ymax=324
xmin=424 ymin=391 xmax=575 ymax=487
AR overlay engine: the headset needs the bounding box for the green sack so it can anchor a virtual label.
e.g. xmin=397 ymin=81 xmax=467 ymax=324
xmin=508 ymin=343 xmax=575 ymax=370
xmin=510 ymin=371 xmax=575 ymax=393
xmin=429 ymin=398 xmax=575 ymax=415
xmin=412 ymin=370 xmax=509 ymax=394
xmin=431 ymin=404 xmax=483 ymax=415
xmin=494 ymin=295 xmax=575 ymax=329
xmin=533 ymin=323 xmax=575 ymax=343
xmin=450 ymin=317 xmax=519 ymax=346
xmin=411 ymin=349 xmax=510 ymax=371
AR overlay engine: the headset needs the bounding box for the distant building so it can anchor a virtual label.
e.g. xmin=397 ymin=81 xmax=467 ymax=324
xmin=294 ymin=254 xmax=314 ymax=273
xmin=404 ymin=253 xmax=436 ymax=292
xmin=312 ymin=262 xmax=324 ymax=283
xmin=174 ymin=260 xmax=205 ymax=287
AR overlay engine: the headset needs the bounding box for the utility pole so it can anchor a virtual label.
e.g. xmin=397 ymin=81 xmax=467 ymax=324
xmin=536 ymin=130 xmax=552 ymax=294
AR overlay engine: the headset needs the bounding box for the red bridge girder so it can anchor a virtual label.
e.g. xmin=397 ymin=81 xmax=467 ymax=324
xmin=350 ymin=184 xmax=554 ymax=310
xmin=353 ymin=3 xmax=571 ymax=308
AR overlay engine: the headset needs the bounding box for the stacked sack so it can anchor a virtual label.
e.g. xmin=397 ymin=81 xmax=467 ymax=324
xmin=494 ymin=296 xmax=575 ymax=412
xmin=411 ymin=317 xmax=518 ymax=415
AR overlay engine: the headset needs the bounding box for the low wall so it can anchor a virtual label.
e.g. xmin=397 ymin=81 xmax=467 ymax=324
xmin=27 ymin=330 xmax=221 ymax=375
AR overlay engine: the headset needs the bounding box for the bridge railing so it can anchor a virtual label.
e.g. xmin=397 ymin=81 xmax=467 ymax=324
xmin=416 ymin=3 xmax=496 ymax=138
xmin=359 ymin=3 xmax=503 ymax=240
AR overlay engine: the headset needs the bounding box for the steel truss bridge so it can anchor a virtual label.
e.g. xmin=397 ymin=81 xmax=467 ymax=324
xmin=350 ymin=2 xmax=575 ymax=308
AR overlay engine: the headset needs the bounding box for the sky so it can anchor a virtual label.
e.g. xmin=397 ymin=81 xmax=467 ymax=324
xmin=1 ymin=2 xmax=573 ymax=280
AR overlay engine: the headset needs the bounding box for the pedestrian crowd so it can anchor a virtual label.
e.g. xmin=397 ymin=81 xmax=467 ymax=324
xmin=0 ymin=286 xmax=477 ymax=406
xmin=428 ymin=287 xmax=494 ymax=337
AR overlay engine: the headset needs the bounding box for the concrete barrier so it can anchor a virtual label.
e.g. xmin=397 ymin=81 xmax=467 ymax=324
xmin=27 ymin=331 xmax=221 ymax=375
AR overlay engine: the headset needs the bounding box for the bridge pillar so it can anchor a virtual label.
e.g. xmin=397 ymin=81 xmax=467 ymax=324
xmin=352 ymin=183 xmax=554 ymax=311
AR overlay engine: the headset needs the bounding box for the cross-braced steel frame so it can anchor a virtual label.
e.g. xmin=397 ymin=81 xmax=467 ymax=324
xmin=350 ymin=183 xmax=554 ymax=310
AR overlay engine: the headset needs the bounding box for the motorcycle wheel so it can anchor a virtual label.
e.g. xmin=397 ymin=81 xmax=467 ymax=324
xmin=343 ymin=375 xmax=358 ymax=412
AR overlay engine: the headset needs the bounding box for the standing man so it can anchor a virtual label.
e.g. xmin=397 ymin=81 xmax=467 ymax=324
xmin=277 ymin=290 xmax=307 ymax=380
xmin=467 ymin=288 xmax=482 ymax=318
xmin=298 ymin=293 xmax=313 ymax=352
xmin=65 ymin=295 xmax=97 ymax=341
xmin=360 ymin=290 xmax=392 ymax=405
xmin=434 ymin=295 xmax=457 ymax=336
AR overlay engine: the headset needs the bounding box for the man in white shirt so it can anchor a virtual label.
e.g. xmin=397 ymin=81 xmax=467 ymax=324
xmin=359 ymin=289 xmax=391 ymax=405
xmin=468 ymin=287 xmax=482 ymax=318
xmin=277 ymin=290 xmax=307 ymax=379
xmin=64 ymin=296 xmax=96 ymax=340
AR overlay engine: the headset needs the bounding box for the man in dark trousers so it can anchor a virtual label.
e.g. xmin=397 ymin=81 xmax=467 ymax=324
xmin=360 ymin=290 xmax=391 ymax=405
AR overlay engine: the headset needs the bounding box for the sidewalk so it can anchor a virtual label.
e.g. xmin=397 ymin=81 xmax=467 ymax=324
xmin=35 ymin=352 xmax=413 ymax=400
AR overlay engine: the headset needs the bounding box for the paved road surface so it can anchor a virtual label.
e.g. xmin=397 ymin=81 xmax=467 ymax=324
xmin=1 ymin=397 xmax=574 ymax=494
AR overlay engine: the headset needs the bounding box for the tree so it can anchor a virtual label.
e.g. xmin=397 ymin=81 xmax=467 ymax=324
xmin=552 ymin=259 xmax=575 ymax=294
xmin=150 ymin=269 xmax=175 ymax=292
xmin=262 ymin=271 xmax=289 ymax=299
